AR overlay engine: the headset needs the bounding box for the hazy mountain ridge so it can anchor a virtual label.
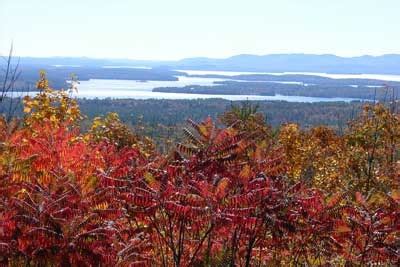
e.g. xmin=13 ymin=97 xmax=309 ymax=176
xmin=174 ymin=54 xmax=400 ymax=74
xmin=14 ymin=54 xmax=400 ymax=74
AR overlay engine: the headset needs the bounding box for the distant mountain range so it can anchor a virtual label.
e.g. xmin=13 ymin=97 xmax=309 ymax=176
xmin=16 ymin=54 xmax=400 ymax=74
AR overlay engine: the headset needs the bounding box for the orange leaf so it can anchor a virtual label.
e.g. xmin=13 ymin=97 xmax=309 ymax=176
xmin=355 ymin=192 xmax=366 ymax=205
xmin=379 ymin=216 xmax=391 ymax=225
xmin=326 ymin=193 xmax=341 ymax=208
xmin=239 ymin=165 xmax=252 ymax=184
xmin=335 ymin=222 xmax=352 ymax=233
xmin=215 ymin=177 xmax=230 ymax=199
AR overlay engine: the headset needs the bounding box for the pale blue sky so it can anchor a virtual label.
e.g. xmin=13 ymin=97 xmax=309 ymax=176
xmin=1 ymin=0 xmax=399 ymax=60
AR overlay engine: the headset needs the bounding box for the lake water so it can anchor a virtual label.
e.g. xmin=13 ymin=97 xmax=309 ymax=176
xmin=15 ymin=76 xmax=365 ymax=102
xmin=36 ymin=77 xmax=361 ymax=102
xmin=17 ymin=69 xmax=390 ymax=102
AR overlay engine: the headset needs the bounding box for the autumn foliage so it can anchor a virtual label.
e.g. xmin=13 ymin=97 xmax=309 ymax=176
xmin=0 ymin=72 xmax=399 ymax=266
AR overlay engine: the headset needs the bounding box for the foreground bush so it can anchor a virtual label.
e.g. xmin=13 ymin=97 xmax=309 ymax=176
xmin=0 ymin=73 xmax=399 ymax=266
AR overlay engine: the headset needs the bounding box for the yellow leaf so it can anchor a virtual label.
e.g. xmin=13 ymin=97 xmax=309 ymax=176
xmin=391 ymin=190 xmax=400 ymax=201
xmin=198 ymin=125 xmax=208 ymax=137
xmin=144 ymin=172 xmax=154 ymax=183
xmin=144 ymin=172 xmax=160 ymax=190
xmin=50 ymin=115 xmax=57 ymax=122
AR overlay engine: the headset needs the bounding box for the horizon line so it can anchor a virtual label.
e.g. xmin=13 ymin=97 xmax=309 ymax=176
xmin=4 ymin=52 xmax=400 ymax=62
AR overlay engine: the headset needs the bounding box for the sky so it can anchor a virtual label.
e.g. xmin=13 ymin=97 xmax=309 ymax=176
xmin=1 ymin=0 xmax=399 ymax=60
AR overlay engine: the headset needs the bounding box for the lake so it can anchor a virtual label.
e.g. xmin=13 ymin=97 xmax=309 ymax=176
xmin=54 ymin=77 xmax=362 ymax=102
xmin=16 ymin=69 xmax=392 ymax=102
xmin=14 ymin=76 xmax=363 ymax=102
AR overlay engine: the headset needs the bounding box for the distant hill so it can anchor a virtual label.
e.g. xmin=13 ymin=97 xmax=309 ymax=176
xmin=173 ymin=54 xmax=400 ymax=74
xmin=17 ymin=57 xmax=168 ymax=68
xmin=14 ymin=54 xmax=400 ymax=74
